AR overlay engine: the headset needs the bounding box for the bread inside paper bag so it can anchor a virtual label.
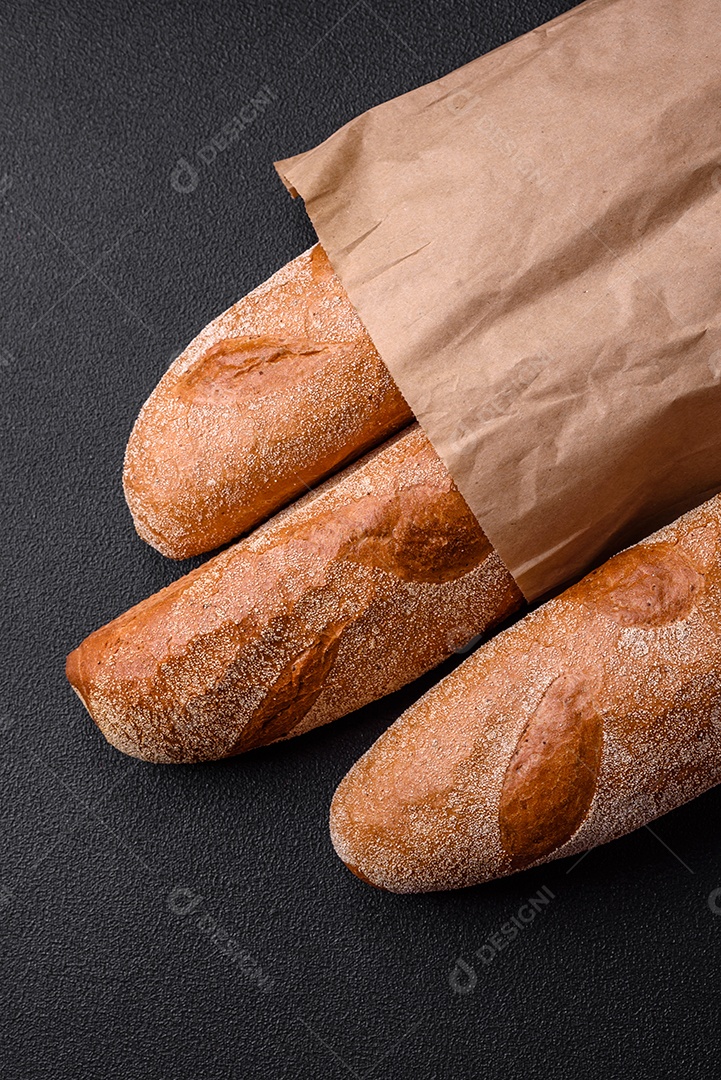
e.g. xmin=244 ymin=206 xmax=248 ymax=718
xmin=277 ymin=0 xmax=721 ymax=599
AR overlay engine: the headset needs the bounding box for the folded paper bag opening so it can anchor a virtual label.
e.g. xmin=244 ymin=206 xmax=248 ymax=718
xmin=276 ymin=0 xmax=721 ymax=602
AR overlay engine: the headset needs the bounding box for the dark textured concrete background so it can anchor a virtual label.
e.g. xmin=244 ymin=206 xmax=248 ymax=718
xmin=1 ymin=1 xmax=719 ymax=1077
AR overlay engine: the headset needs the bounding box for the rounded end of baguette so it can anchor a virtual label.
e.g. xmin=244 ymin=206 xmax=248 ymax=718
xmin=65 ymin=621 xmax=186 ymax=763
xmin=65 ymin=646 xmax=89 ymax=710
xmin=122 ymin=405 xmax=240 ymax=561
xmin=329 ymin=749 xmax=462 ymax=895
xmin=341 ymin=860 xmax=389 ymax=890
xmin=328 ymin=662 xmax=515 ymax=894
xmin=329 ymin=783 xmax=424 ymax=894
xmin=329 ymin=787 xmax=391 ymax=891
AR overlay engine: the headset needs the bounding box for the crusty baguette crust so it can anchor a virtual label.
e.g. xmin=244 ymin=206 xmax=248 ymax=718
xmin=69 ymin=426 xmax=522 ymax=763
xmin=330 ymin=496 xmax=721 ymax=892
xmin=123 ymin=245 xmax=412 ymax=559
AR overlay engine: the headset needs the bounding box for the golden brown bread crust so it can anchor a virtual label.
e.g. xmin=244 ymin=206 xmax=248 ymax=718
xmin=68 ymin=426 xmax=522 ymax=763
xmin=330 ymin=500 xmax=721 ymax=892
xmin=123 ymin=244 xmax=412 ymax=559
xmin=499 ymin=672 xmax=604 ymax=869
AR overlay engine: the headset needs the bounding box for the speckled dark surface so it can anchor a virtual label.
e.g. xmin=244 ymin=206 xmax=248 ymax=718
xmin=2 ymin=1 xmax=720 ymax=1077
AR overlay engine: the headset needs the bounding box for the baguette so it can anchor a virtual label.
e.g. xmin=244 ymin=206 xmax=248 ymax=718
xmin=68 ymin=426 xmax=522 ymax=763
xmin=124 ymin=244 xmax=412 ymax=559
xmin=330 ymin=495 xmax=721 ymax=892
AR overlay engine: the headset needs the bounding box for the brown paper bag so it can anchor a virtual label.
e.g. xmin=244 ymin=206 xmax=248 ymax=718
xmin=276 ymin=0 xmax=721 ymax=599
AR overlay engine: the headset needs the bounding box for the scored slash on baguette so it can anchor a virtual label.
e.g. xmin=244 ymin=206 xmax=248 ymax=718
xmin=123 ymin=244 xmax=413 ymax=559
xmin=68 ymin=426 xmax=523 ymax=763
xmin=330 ymin=499 xmax=721 ymax=892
